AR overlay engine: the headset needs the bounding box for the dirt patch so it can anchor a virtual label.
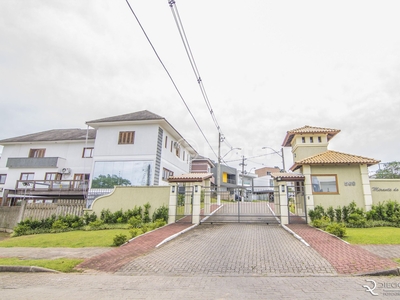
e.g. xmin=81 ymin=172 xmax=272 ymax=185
xmin=0 ymin=232 xmax=11 ymax=242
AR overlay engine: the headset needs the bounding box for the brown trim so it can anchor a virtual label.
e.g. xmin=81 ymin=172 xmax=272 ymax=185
xmin=311 ymin=174 xmax=339 ymax=194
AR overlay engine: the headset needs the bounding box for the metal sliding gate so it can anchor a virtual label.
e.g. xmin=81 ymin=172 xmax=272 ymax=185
xmin=200 ymin=185 xmax=281 ymax=224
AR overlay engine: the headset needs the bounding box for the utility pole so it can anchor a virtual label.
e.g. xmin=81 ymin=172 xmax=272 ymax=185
xmin=239 ymin=156 xmax=246 ymax=202
xmin=217 ymin=132 xmax=223 ymax=205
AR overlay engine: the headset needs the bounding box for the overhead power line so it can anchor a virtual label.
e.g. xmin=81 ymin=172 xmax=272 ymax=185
xmin=125 ymin=0 xmax=217 ymax=159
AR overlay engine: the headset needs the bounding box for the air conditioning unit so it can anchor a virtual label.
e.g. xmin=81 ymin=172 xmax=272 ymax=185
xmin=61 ymin=168 xmax=71 ymax=174
xmin=173 ymin=142 xmax=180 ymax=149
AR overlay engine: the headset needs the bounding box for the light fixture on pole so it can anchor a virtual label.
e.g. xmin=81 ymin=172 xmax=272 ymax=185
xmin=217 ymin=135 xmax=241 ymax=205
xmin=262 ymin=146 xmax=285 ymax=171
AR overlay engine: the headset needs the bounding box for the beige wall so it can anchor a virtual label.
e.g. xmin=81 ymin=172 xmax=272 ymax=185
xmin=369 ymin=179 xmax=400 ymax=205
xmin=88 ymin=186 xmax=170 ymax=217
xmin=310 ymin=165 xmax=365 ymax=209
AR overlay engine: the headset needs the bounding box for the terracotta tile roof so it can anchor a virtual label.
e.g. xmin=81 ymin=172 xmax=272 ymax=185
xmin=282 ymin=125 xmax=340 ymax=147
xmin=290 ymin=150 xmax=380 ymax=171
xmin=271 ymin=172 xmax=305 ymax=181
xmin=168 ymin=173 xmax=214 ymax=183
xmin=0 ymin=129 xmax=96 ymax=144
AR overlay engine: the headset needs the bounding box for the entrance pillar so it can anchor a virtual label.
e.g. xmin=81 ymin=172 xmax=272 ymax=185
xmin=360 ymin=164 xmax=373 ymax=211
xmin=204 ymin=179 xmax=211 ymax=214
xmin=184 ymin=183 xmax=192 ymax=215
xmin=192 ymin=184 xmax=201 ymax=224
xmin=168 ymin=184 xmax=178 ymax=224
xmin=302 ymin=165 xmax=315 ymax=218
xmin=279 ymin=182 xmax=289 ymax=225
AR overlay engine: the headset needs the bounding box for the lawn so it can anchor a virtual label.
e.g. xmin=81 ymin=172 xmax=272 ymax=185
xmin=0 ymin=257 xmax=84 ymax=273
xmin=0 ymin=229 xmax=131 ymax=248
xmin=343 ymin=227 xmax=400 ymax=244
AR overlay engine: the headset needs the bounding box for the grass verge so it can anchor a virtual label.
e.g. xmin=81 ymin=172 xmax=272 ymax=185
xmin=0 ymin=229 xmax=131 ymax=248
xmin=343 ymin=227 xmax=400 ymax=244
xmin=0 ymin=257 xmax=84 ymax=273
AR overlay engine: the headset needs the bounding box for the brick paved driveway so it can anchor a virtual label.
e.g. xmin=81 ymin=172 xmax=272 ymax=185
xmin=116 ymin=223 xmax=336 ymax=276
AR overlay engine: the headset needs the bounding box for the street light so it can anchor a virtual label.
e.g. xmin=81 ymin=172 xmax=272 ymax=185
xmin=262 ymin=146 xmax=285 ymax=171
xmin=217 ymin=133 xmax=241 ymax=205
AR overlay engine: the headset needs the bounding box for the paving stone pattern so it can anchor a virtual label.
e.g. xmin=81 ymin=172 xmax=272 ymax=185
xmin=116 ymin=223 xmax=337 ymax=276
xmin=287 ymin=224 xmax=399 ymax=275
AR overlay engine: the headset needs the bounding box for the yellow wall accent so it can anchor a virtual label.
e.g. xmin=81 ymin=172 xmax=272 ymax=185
xmin=222 ymin=172 xmax=228 ymax=183
xmin=370 ymin=179 xmax=400 ymax=204
xmin=86 ymin=186 xmax=170 ymax=217
xmin=311 ymin=165 xmax=365 ymax=208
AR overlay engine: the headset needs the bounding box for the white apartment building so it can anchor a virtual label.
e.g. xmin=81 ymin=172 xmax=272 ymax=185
xmin=0 ymin=110 xmax=197 ymax=206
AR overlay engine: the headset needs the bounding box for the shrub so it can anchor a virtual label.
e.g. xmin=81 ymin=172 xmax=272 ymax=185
xmin=88 ymin=219 xmax=104 ymax=228
xmin=335 ymin=207 xmax=342 ymax=223
xmin=128 ymin=215 xmax=143 ymax=228
xmin=347 ymin=213 xmax=367 ymax=227
xmin=113 ymin=234 xmax=128 ymax=246
xmin=83 ymin=212 xmax=97 ymax=225
xmin=52 ymin=219 xmax=69 ymax=230
xmin=152 ymin=205 xmax=169 ymax=223
xmin=326 ymin=206 xmax=335 ymax=222
xmin=129 ymin=228 xmax=141 ymax=238
xmin=326 ymin=223 xmax=346 ymax=238
xmin=143 ymin=203 xmax=151 ymax=223
xmin=312 ymin=216 xmax=331 ymax=229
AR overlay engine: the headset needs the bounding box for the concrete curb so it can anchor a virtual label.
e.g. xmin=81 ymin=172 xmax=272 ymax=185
xmin=357 ymin=267 xmax=400 ymax=277
xmin=281 ymin=224 xmax=310 ymax=247
xmin=156 ymin=224 xmax=198 ymax=248
xmin=0 ymin=265 xmax=60 ymax=273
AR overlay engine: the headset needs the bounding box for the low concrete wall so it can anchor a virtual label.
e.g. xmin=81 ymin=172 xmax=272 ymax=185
xmin=0 ymin=206 xmax=22 ymax=231
xmin=370 ymin=179 xmax=400 ymax=205
xmin=87 ymin=186 xmax=170 ymax=217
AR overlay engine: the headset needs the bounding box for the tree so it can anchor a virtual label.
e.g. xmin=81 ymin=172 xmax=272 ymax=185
xmin=91 ymin=174 xmax=131 ymax=188
xmin=375 ymin=161 xmax=400 ymax=179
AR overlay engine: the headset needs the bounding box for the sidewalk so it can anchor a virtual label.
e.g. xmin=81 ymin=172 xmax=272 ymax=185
xmin=76 ymin=222 xmax=194 ymax=273
xmin=286 ymin=224 xmax=400 ymax=275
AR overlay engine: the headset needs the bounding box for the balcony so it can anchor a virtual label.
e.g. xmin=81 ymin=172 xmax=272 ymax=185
xmin=6 ymin=157 xmax=66 ymax=168
xmin=14 ymin=180 xmax=89 ymax=198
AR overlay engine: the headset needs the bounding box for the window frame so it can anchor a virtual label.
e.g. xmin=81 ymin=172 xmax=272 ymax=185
xmin=118 ymin=131 xmax=135 ymax=144
xmin=82 ymin=147 xmax=94 ymax=158
xmin=162 ymin=168 xmax=174 ymax=181
xmin=0 ymin=174 xmax=6 ymax=184
xmin=45 ymin=173 xmax=62 ymax=181
xmin=311 ymin=174 xmax=339 ymax=194
xmin=20 ymin=173 xmax=35 ymax=181
xmin=29 ymin=148 xmax=46 ymax=158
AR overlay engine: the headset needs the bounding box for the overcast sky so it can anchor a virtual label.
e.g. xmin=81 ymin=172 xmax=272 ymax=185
xmin=1 ymin=0 xmax=399 ymax=172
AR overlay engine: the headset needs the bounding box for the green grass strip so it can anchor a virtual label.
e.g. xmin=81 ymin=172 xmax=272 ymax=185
xmin=0 ymin=229 xmax=130 ymax=248
xmin=0 ymin=257 xmax=84 ymax=273
xmin=343 ymin=227 xmax=400 ymax=244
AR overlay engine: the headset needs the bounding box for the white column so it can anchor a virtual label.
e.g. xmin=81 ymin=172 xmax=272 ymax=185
xmin=204 ymin=179 xmax=211 ymax=214
xmin=302 ymin=165 xmax=315 ymax=217
xmin=360 ymin=164 xmax=373 ymax=211
xmin=168 ymin=184 xmax=177 ymax=224
xmin=279 ymin=183 xmax=289 ymax=225
xmin=184 ymin=183 xmax=192 ymax=215
xmin=192 ymin=184 xmax=201 ymax=224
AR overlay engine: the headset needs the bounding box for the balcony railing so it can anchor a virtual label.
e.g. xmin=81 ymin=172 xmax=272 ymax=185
xmin=16 ymin=180 xmax=89 ymax=193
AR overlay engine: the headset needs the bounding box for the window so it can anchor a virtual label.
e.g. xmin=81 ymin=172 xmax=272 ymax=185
xmin=310 ymin=137 xmax=314 ymax=143
xmin=175 ymin=147 xmax=180 ymax=158
xmin=311 ymin=175 xmax=338 ymax=193
xmin=0 ymin=174 xmax=6 ymax=184
xmin=183 ymin=151 xmax=186 ymax=161
xmin=165 ymin=136 xmax=168 ymax=148
xmin=118 ymin=131 xmax=135 ymax=144
xmin=20 ymin=173 xmax=34 ymax=180
xmin=318 ymin=136 xmax=322 ymax=143
xmin=82 ymin=147 xmax=94 ymax=158
xmin=162 ymin=168 xmax=173 ymax=181
xmin=45 ymin=173 xmax=62 ymax=181
xmin=29 ymin=148 xmax=45 ymax=158
xmin=170 ymin=141 xmax=173 ymax=152
xmin=301 ymin=137 xmax=305 ymax=143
